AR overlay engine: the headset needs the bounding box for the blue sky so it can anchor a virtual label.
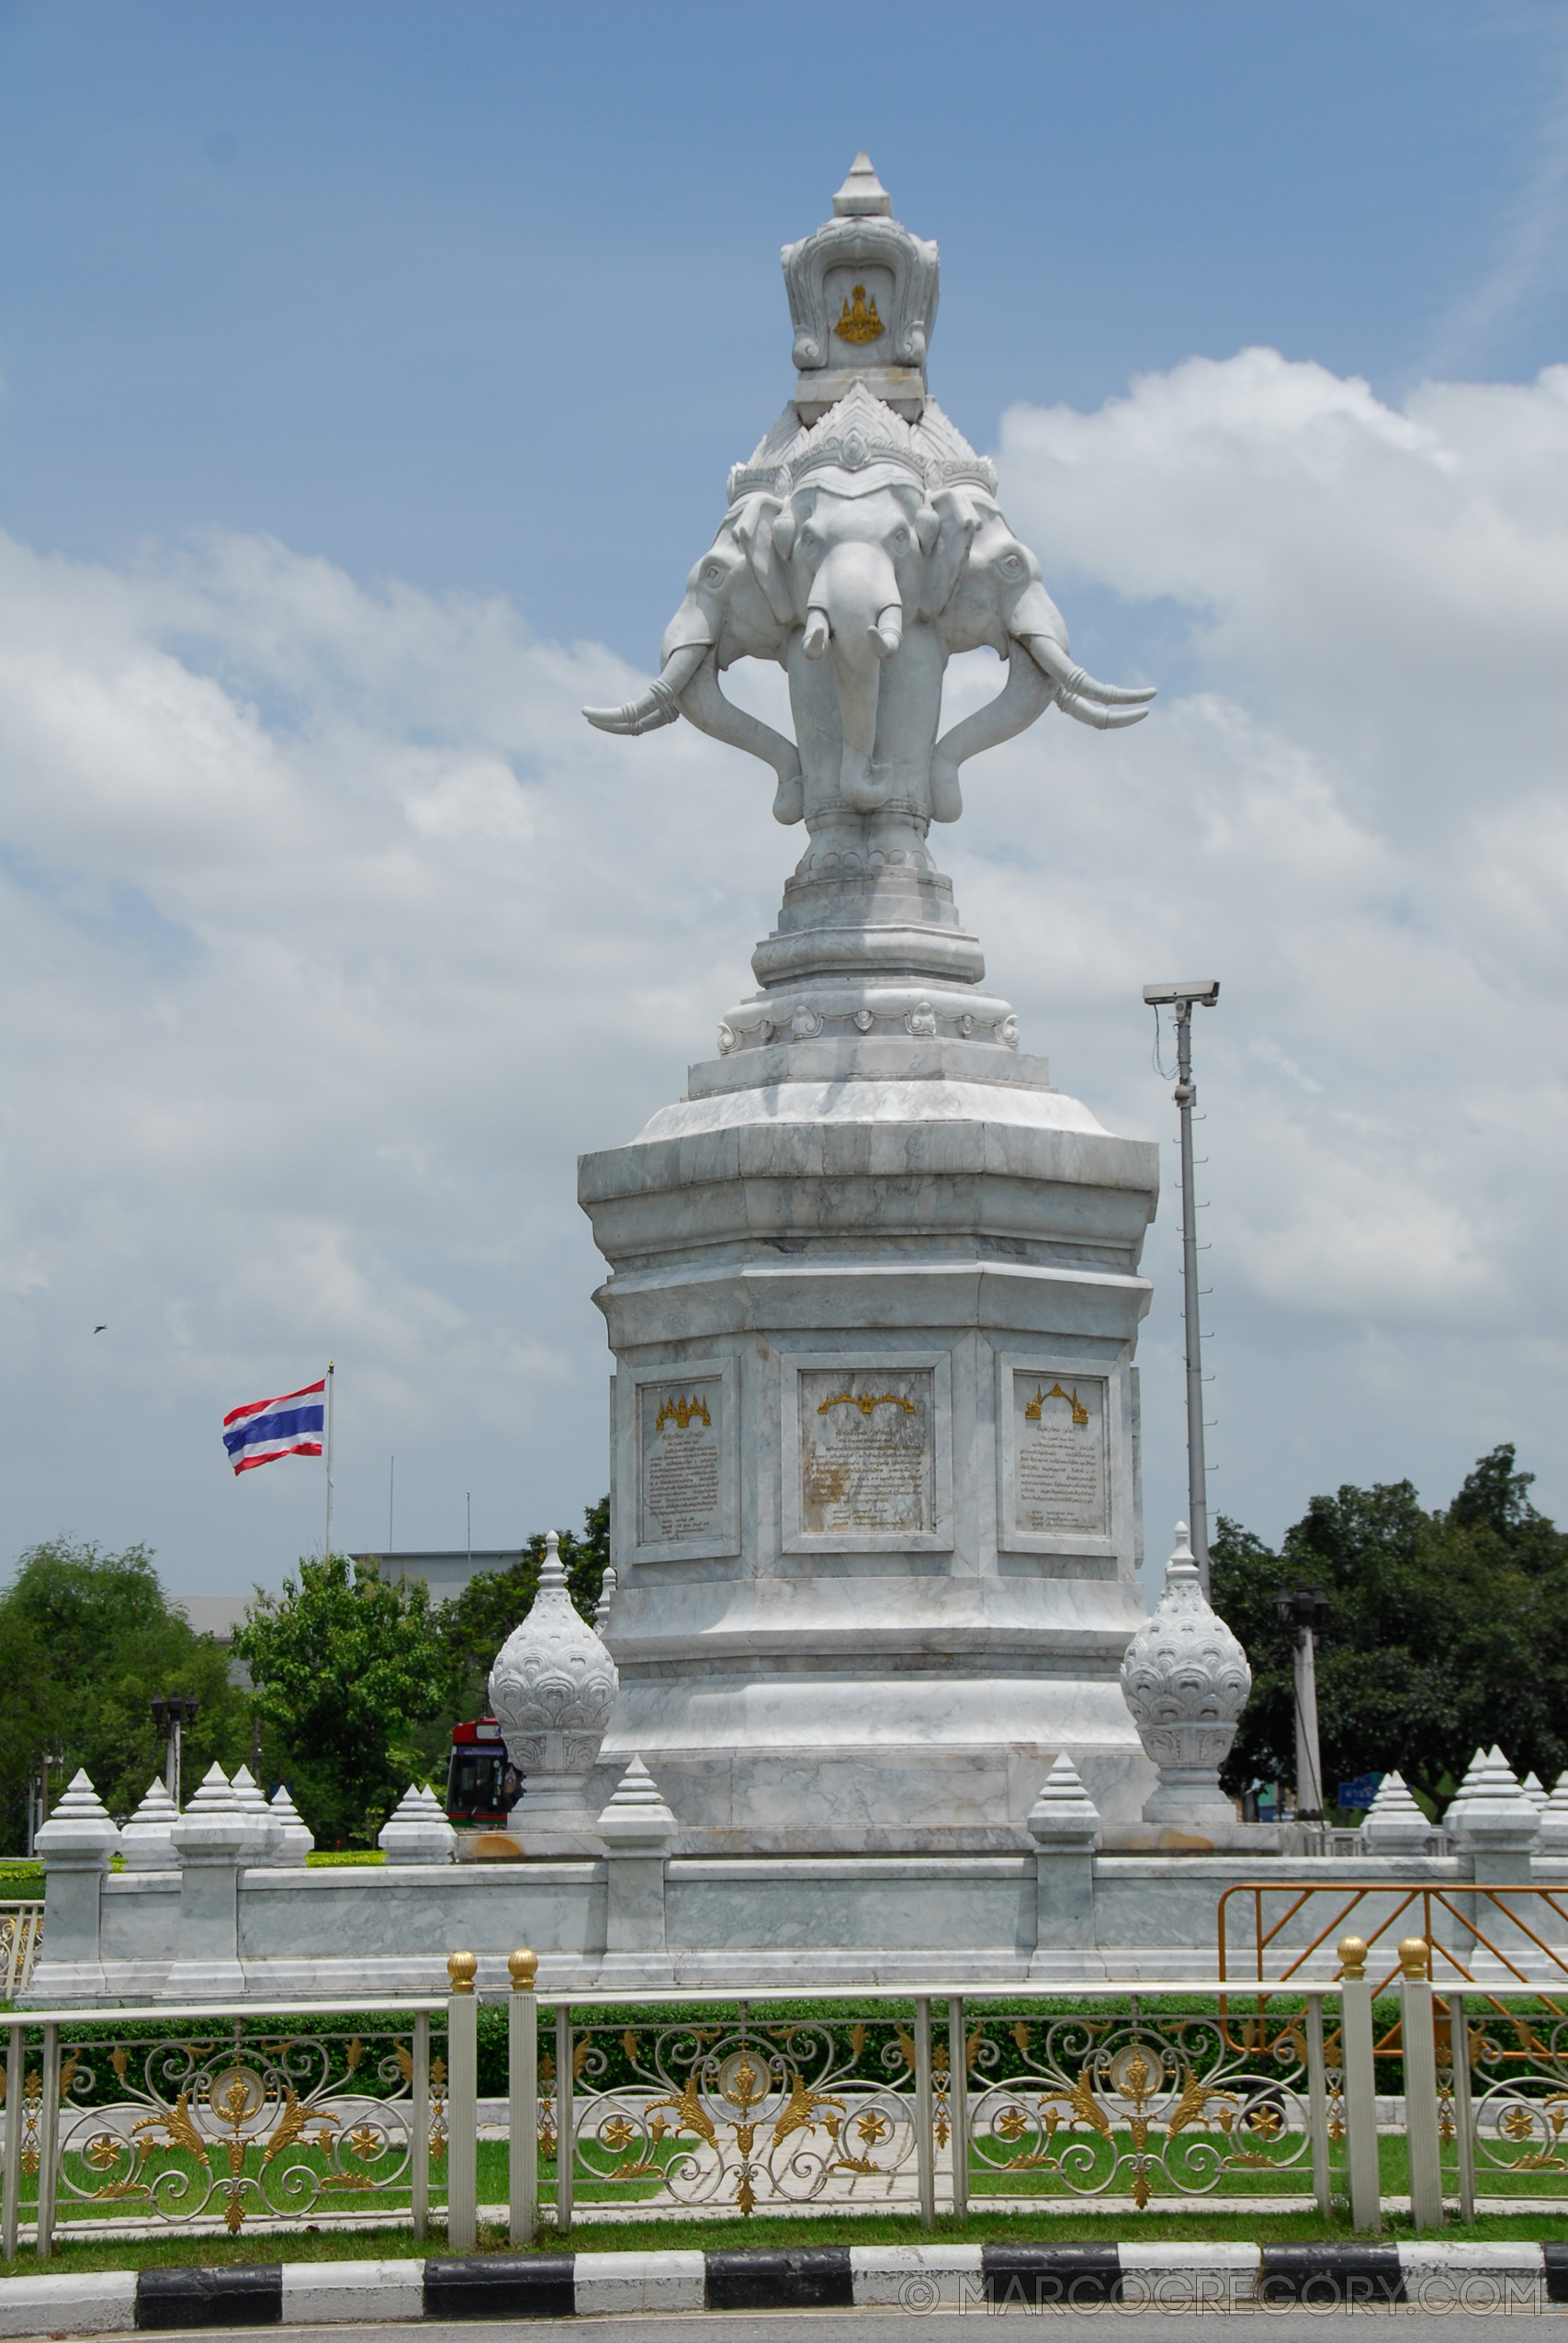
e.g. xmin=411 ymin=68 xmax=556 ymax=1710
xmin=0 ymin=0 xmax=1565 ymax=1591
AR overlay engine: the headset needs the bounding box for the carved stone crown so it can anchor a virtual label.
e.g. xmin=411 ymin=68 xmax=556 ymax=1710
xmin=790 ymin=380 xmax=927 ymax=498
xmin=784 ymin=154 xmax=940 ymax=423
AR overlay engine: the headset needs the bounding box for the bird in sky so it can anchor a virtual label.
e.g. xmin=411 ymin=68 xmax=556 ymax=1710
xmin=93 ymin=1324 xmax=107 ymax=1333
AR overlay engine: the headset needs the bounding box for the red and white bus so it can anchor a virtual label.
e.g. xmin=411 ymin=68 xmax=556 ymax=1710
xmin=444 ymin=1717 xmax=521 ymax=1825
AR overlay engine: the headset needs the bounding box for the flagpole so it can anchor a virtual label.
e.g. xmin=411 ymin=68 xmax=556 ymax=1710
xmin=324 ymin=1362 xmax=335 ymax=1557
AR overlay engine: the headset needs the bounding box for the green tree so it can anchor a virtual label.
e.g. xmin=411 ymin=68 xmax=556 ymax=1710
xmin=438 ymin=1495 xmax=609 ymax=1726
xmin=0 ymin=1540 xmax=249 ymax=1845
xmin=233 ymin=1555 xmax=461 ymax=1848
xmin=1213 ymin=1445 xmax=1568 ymax=1811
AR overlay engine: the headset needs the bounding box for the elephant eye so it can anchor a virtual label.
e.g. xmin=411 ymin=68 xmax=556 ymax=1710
xmin=892 ymin=526 xmax=909 ymax=548
xmin=1000 ymin=553 xmax=1023 ymax=575
xmin=705 ymin=566 xmax=725 ymax=584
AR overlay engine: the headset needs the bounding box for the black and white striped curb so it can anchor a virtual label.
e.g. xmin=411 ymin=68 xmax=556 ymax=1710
xmin=3 ymin=2241 xmax=1566 ymax=2331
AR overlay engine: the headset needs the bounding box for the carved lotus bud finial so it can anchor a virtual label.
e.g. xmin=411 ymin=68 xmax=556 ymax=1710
xmin=488 ymin=1528 xmax=620 ymax=1846
xmin=1119 ymin=1523 xmax=1251 ymax=1828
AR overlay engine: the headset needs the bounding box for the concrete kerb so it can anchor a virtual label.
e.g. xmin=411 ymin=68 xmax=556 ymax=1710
xmin=1 ymin=2241 xmax=1563 ymax=2327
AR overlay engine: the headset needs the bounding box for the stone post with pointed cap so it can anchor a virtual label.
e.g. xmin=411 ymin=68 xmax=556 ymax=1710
xmin=167 ymin=1763 xmax=247 ymax=1997
xmin=1359 ymin=1770 xmax=1432 ymax=1856
xmin=119 ymin=1778 xmax=181 ymax=1870
xmin=1443 ymin=1745 xmax=1540 ymax=1883
xmin=596 ymin=1755 xmax=677 ymax=1980
xmin=1026 ymin=1752 xmax=1103 ymax=1979
xmin=32 ymin=1770 xmax=118 ymax=1996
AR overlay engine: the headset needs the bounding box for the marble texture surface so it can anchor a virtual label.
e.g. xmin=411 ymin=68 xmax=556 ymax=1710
xmin=28 ymin=1841 xmax=1544 ymax=2006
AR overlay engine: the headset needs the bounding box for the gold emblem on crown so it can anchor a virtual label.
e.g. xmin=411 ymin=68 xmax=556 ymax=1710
xmin=835 ymin=284 xmax=885 ymax=346
xmin=1023 ymin=1382 xmax=1089 ymax=1428
xmin=656 ymin=1394 xmax=712 ymax=1432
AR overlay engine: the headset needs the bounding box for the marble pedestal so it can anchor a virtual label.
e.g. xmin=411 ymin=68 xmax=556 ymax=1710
xmin=579 ymin=813 xmax=1161 ymax=1852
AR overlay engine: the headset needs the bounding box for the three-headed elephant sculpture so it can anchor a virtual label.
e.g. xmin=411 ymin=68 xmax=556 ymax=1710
xmin=584 ymin=384 xmax=1154 ymax=828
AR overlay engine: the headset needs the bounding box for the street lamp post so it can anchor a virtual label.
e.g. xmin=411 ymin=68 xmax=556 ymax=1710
xmin=1274 ymin=1587 xmax=1330 ymax=1825
xmin=150 ymin=1693 xmax=199 ymax=1810
xmin=1143 ymin=979 xmax=1220 ymax=1592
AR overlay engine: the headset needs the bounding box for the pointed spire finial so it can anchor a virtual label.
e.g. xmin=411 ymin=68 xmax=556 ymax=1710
xmin=832 ymin=153 xmax=892 ymax=218
xmin=539 ymin=1528 xmax=566 ymax=1590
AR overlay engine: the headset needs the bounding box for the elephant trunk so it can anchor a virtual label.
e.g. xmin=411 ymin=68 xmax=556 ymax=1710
xmin=581 ymin=640 xmax=706 ymax=736
xmin=801 ymin=541 xmax=903 ymax=812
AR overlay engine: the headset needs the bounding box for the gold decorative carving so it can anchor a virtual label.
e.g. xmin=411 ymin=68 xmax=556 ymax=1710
xmin=816 ymin=1390 xmax=916 ymax=1417
xmin=835 ymin=284 xmax=885 ymax=345
xmin=656 ymin=1394 xmax=712 ymax=1432
xmin=1023 ymin=1381 xmax=1089 ymax=1427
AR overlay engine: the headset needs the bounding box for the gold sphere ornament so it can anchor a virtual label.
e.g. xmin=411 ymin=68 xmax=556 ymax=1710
xmin=446 ymin=1950 xmax=479 ymax=1993
xmin=1398 ymin=1936 xmax=1428 ymax=1979
xmin=1337 ymin=1934 xmax=1368 ymax=1978
xmin=509 ymin=1947 xmax=538 ymax=1990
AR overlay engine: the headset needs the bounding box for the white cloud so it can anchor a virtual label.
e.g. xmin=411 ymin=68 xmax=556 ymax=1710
xmin=1 ymin=341 xmax=1565 ymax=1588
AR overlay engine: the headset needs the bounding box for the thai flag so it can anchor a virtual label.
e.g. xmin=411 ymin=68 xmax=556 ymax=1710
xmin=222 ymin=1377 xmax=326 ymax=1476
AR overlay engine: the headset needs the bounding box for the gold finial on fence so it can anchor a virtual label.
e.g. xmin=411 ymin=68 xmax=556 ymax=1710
xmin=509 ymin=1947 xmax=538 ymax=1990
xmin=1337 ymin=1934 xmax=1368 ymax=1978
xmin=447 ymin=1950 xmax=479 ymax=1993
xmin=1398 ymin=1936 xmax=1429 ymax=1979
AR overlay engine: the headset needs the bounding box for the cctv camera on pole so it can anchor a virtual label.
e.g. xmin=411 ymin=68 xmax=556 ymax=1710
xmin=1143 ymin=979 xmax=1220 ymax=1594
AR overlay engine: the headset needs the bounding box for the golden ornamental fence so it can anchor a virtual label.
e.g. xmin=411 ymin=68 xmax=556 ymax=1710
xmin=12 ymin=1943 xmax=1568 ymax=2256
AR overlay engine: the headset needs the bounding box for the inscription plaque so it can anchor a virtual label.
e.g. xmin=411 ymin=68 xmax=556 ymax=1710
xmin=1012 ymin=1373 xmax=1109 ymax=1538
xmin=798 ymin=1368 xmax=934 ymax=1537
xmin=639 ymin=1379 xmax=724 ymax=1545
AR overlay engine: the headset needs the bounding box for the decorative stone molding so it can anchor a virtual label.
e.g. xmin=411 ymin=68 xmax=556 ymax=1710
xmin=119 ymin=1778 xmax=181 ymax=1869
xmin=489 ymin=1530 xmax=620 ymax=1851
xmin=1026 ymin=1752 xmax=1100 ymax=1851
xmin=1359 ymin=1770 xmax=1432 ymax=1855
xmin=34 ymin=1770 xmax=119 ymax=1867
xmin=1119 ymin=1524 xmax=1251 ymax=1826
xmin=267 ymin=1783 xmax=314 ymax=1867
xmin=1522 ymin=1771 xmax=1548 ymax=1813
xmin=378 ymin=1783 xmax=457 ymax=1865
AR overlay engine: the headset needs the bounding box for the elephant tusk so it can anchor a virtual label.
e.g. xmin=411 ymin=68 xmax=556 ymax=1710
xmin=1055 ymin=686 xmax=1150 ymax=731
xmin=582 ymin=642 xmax=706 ymax=735
xmin=802 ymin=608 xmax=830 ymax=660
xmin=872 ymin=605 xmax=903 ymax=659
xmin=1020 ymin=633 xmax=1157 ymax=706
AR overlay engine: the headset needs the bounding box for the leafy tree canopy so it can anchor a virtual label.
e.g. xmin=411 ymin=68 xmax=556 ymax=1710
xmin=1213 ymin=1445 xmax=1568 ymax=1810
xmin=0 ymin=1539 xmax=248 ymax=1844
xmin=233 ymin=1555 xmax=461 ymax=1850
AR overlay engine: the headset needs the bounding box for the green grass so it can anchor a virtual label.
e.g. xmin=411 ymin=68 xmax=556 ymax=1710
xmin=9 ymin=2202 xmax=1568 ymax=2281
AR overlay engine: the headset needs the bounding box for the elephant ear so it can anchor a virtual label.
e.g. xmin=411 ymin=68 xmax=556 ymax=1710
xmin=918 ymin=486 xmax=982 ymax=621
xmin=732 ymin=495 xmax=795 ymax=628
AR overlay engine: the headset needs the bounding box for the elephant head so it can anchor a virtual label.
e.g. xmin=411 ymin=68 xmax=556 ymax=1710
xmin=583 ymin=496 xmax=806 ymax=821
xmin=929 ymin=487 xmax=1156 ymax=725
xmin=773 ymin=471 xmax=932 ymax=813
